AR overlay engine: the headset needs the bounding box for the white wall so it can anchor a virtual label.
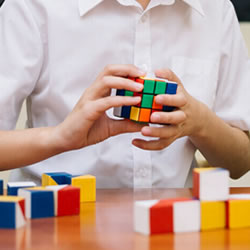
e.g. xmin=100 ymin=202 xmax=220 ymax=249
xmin=1 ymin=23 xmax=250 ymax=187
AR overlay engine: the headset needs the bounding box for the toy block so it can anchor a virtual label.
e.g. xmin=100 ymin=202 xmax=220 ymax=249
xmin=193 ymin=168 xmax=229 ymax=201
xmin=201 ymin=201 xmax=226 ymax=231
xmin=138 ymin=108 xmax=151 ymax=123
xmin=46 ymin=185 xmax=80 ymax=216
xmin=0 ymin=179 xmax=3 ymax=195
xmin=18 ymin=187 xmax=54 ymax=219
xmin=143 ymin=79 xmax=155 ymax=94
xmin=42 ymin=172 xmax=72 ymax=187
xmin=130 ymin=106 xmax=140 ymax=121
xmin=114 ymin=77 xmax=177 ymax=124
xmin=0 ymin=196 xmax=26 ymax=229
xmin=7 ymin=182 xmax=36 ymax=196
xmin=141 ymin=94 xmax=154 ymax=109
xmin=67 ymin=175 xmax=96 ymax=202
xmin=226 ymin=194 xmax=250 ymax=229
xmin=134 ymin=198 xmax=200 ymax=235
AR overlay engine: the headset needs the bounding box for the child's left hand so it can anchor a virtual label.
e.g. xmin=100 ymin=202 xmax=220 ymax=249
xmin=132 ymin=68 xmax=207 ymax=150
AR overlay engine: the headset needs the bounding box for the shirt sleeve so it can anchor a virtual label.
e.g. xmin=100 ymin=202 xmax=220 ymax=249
xmin=0 ymin=0 xmax=43 ymax=129
xmin=213 ymin=0 xmax=250 ymax=131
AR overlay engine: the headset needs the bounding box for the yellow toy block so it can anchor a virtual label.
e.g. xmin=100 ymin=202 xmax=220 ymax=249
xmin=201 ymin=201 xmax=226 ymax=230
xmin=71 ymin=175 xmax=96 ymax=202
xmin=227 ymin=199 xmax=250 ymax=229
xmin=130 ymin=106 xmax=140 ymax=121
xmin=42 ymin=174 xmax=57 ymax=187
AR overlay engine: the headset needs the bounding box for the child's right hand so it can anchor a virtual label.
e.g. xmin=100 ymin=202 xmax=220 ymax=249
xmin=54 ymin=64 xmax=145 ymax=151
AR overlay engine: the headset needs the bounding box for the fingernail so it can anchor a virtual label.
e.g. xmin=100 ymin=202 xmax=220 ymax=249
xmin=138 ymin=70 xmax=146 ymax=76
xmin=135 ymin=83 xmax=143 ymax=91
xmin=152 ymin=113 xmax=160 ymax=121
xmin=134 ymin=96 xmax=141 ymax=102
xmin=156 ymin=95 xmax=164 ymax=103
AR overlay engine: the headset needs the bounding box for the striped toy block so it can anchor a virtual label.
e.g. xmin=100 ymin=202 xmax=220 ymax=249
xmin=114 ymin=77 xmax=177 ymax=123
xmin=0 ymin=196 xmax=26 ymax=229
xmin=201 ymin=201 xmax=226 ymax=231
xmin=42 ymin=172 xmax=72 ymax=186
xmin=0 ymin=179 xmax=3 ymax=195
xmin=193 ymin=168 xmax=229 ymax=201
xmin=134 ymin=198 xmax=200 ymax=235
xmin=7 ymin=181 xmax=36 ymax=196
xmin=226 ymin=194 xmax=250 ymax=229
xmin=18 ymin=187 xmax=54 ymax=219
xmin=42 ymin=172 xmax=96 ymax=203
xmin=46 ymin=185 xmax=80 ymax=216
xmin=68 ymin=175 xmax=96 ymax=203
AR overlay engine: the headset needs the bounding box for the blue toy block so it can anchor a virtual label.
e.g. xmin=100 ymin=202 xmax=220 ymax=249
xmin=163 ymin=82 xmax=178 ymax=112
xmin=7 ymin=182 xmax=36 ymax=196
xmin=42 ymin=172 xmax=72 ymax=186
xmin=0 ymin=196 xmax=26 ymax=229
xmin=0 ymin=202 xmax=15 ymax=228
xmin=18 ymin=188 xmax=54 ymax=219
xmin=0 ymin=180 xmax=3 ymax=195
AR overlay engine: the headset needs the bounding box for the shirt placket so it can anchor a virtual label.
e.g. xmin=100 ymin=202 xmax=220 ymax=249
xmin=132 ymin=11 xmax=153 ymax=188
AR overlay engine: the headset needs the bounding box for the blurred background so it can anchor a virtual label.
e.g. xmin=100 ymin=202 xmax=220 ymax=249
xmin=0 ymin=0 xmax=250 ymax=187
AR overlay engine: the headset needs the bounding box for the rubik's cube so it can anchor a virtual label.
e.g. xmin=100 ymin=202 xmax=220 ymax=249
xmin=114 ymin=77 xmax=178 ymax=123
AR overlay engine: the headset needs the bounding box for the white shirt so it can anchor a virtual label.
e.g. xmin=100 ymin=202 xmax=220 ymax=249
xmin=0 ymin=0 xmax=249 ymax=188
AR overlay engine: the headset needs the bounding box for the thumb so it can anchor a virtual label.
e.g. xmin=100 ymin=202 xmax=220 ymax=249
xmin=155 ymin=68 xmax=182 ymax=87
xmin=108 ymin=119 xmax=144 ymax=137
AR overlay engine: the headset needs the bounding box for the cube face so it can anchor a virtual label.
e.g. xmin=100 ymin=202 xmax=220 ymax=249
xmin=18 ymin=188 xmax=54 ymax=219
xmin=193 ymin=168 xmax=229 ymax=201
xmin=0 ymin=180 xmax=3 ymax=195
xmin=0 ymin=196 xmax=26 ymax=229
xmin=227 ymin=200 xmax=250 ymax=229
xmin=42 ymin=172 xmax=72 ymax=187
xmin=7 ymin=182 xmax=36 ymax=196
xmin=201 ymin=201 xmax=226 ymax=231
xmin=71 ymin=175 xmax=96 ymax=202
xmin=173 ymin=200 xmax=200 ymax=233
xmin=114 ymin=77 xmax=177 ymax=123
xmin=46 ymin=185 xmax=80 ymax=216
xmin=150 ymin=200 xmax=174 ymax=234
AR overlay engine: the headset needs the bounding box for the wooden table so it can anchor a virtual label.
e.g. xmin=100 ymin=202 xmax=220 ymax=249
xmin=0 ymin=188 xmax=250 ymax=250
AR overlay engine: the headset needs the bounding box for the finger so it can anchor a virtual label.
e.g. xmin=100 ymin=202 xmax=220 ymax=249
xmin=150 ymin=110 xmax=186 ymax=125
xmin=101 ymin=64 xmax=146 ymax=78
xmin=93 ymin=76 xmax=144 ymax=98
xmin=132 ymin=138 xmax=174 ymax=151
xmin=155 ymin=68 xmax=181 ymax=85
xmin=109 ymin=119 xmax=144 ymax=137
xmin=94 ymin=95 xmax=141 ymax=114
xmin=155 ymin=92 xmax=187 ymax=108
xmin=140 ymin=125 xmax=180 ymax=139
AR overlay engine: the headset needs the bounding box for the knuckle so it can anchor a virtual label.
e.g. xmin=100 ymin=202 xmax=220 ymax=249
xmin=104 ymin=64 xmax=114 ymax=74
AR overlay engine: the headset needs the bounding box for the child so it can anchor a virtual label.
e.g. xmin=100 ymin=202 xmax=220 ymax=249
xmin=0 ymin=0 xmax=250 ymax=188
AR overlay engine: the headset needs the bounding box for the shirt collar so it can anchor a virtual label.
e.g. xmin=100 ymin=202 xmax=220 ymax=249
xmin=78 ymin=0 xmax=204 ymax=17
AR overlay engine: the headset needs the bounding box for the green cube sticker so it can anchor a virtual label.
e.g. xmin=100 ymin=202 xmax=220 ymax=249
xmin=143 ymin=80 xmax=155 ymax=94
xmin=141 ymin=94 xmax=154 ymax=108
xmin=155 ymin=81 xmax=167 ymax=95
xmin=125 ymin=90 xmax=134 ymax=96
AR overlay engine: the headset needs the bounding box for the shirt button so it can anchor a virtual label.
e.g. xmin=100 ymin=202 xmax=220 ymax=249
xmin=141 ymin=15 xmax=147 ymax=23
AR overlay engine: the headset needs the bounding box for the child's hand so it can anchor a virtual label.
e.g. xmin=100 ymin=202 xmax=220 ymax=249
xmin=132 ymin=68 xmax=206 ymax=150
xmin=54 ymin=64 xmax=145 ymax=151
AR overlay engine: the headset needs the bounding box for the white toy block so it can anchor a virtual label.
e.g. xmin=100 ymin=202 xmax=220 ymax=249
xmin=7 ymin=181 xmax=36 ymax=196
xmin=134 ymin=198 xmax=200 ymax=235
xmin=0 ymin=196 xmax=26 ymax=229
xmin=193 ymin=168 xmax=229 ymax=201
